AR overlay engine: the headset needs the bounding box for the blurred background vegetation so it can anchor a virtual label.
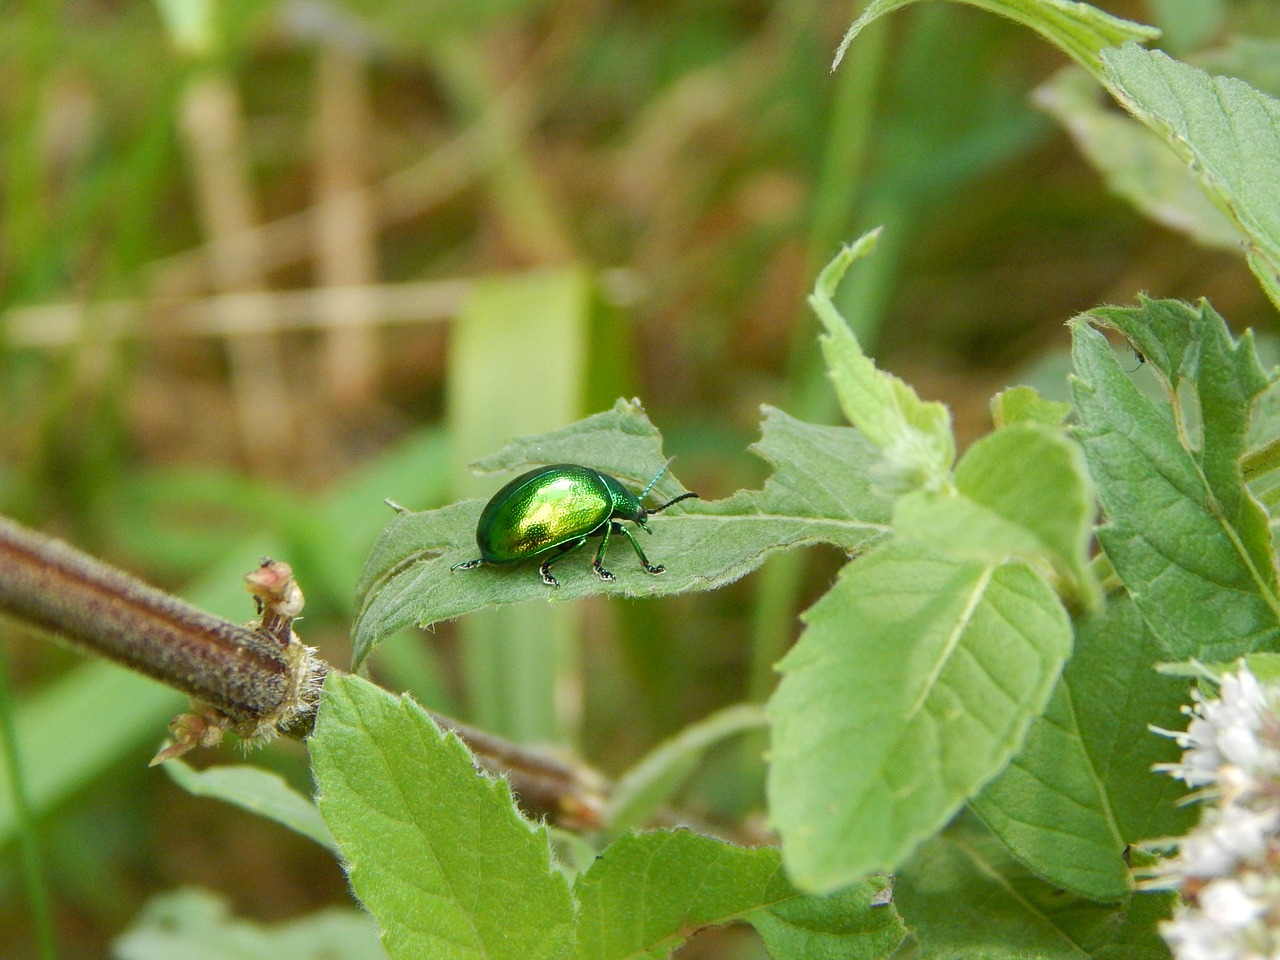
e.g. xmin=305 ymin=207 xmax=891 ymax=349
xmin=1 ymin=0 xmax=1277 ymax=956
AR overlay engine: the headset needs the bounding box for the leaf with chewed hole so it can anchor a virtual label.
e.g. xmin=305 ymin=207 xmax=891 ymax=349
xmin=1071 ymin=298 xmax=1280 ymax=659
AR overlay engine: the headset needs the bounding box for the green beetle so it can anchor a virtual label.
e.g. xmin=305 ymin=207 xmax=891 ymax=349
xmin=451 ymin=461 xmax=697 ymax=587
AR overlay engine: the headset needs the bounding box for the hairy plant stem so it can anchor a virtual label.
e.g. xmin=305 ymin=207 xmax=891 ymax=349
xmin=0 ymin=515 xmax=295 ymax=721
xmin=0 ymin=515 xmax=606 ymax=828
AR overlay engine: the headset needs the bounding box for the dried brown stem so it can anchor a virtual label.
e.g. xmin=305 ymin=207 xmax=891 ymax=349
xmin=0 ymin=515 xmax=606 ymax=828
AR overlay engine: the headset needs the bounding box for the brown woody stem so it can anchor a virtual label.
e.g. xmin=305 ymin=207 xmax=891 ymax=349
xmin=0 ymin=515 xmax=292 ymax=721
xmin=0 ymin=515 xmax=606 ymax=828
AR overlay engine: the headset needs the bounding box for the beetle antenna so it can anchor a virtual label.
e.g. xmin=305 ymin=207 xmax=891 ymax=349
xmin=640 ymin=457 xmax=676 ymax=500
xmin=648 ymin=491 xmax=699 ymax=514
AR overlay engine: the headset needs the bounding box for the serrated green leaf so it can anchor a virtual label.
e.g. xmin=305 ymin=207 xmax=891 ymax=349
xmin=352 ymin=403 xmax=892 ymax=668
xmin=1070 ymin=298 xmax=1280 ymax=658
xmin=162 ymin=760 xmax=336 ymax=853
xmin=810 ymin=231 xmax=955 ymax=494
xmin=991 ymin=385 xmax=1072 ymax=429
xmin=896 ymin=812 xmax=1173 ymax=960
xmin=767 ymin=540 xmax=1072 ymax=892
xmin=834 ymin=0 xmax=1158 ymax=80
xmin=1101 ymin=44 xmax=1280 ymax=310
xmin=971 ymin=594 xmax=1193 ymax=901
xmin=894 ymin=422 xmax=1098 ymax=605
xmin=1034 ymin=66 xmax=1242 ymax=251
xmin=310 ymin=674 xmax=575 ymax=960
xmin=114 ymin=888 xmax=386 ymax=960
xmin=573 ymin=831 xmax=904 ymax=960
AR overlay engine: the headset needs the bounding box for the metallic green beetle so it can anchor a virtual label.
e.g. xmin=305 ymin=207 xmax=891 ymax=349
xmin=451 ymin=461 xmax=697 ymax=587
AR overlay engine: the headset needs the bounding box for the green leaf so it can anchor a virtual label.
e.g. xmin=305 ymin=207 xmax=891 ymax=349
xmin=114 ymin=888 xmax=385 ymax=960
xmin=310 ymin=673 xmax=575 ymax=960
xmin=810 ymin=231 xmax=955 ymax=494
xmin=572 ymin=831 xmax=904 ymax=960
xmin=162 ymin=760 xmax=336 ymax=853
xmin=1101 ymin=44 xmax=1280 ymax=311
xmin=895 ymin=422 xmax=1098 ymax=605
xmin=896 ymin=812 xmax=1173 ymax=960
xmin=834 ymin=0 xmax=1159 ymax=80
xmin=1070 ymin=298 xmax=1280 ymax=658
xmin=751 ymin=883 xmax=901 ymax=960
xmin=1034 ymin=66 xmax=1243 ymax=252
xmin=352 ymin=402 xmax=892 ymax=668
xmin=991 ymin=385 xmax=1072 ymax=429
xmin=971 ymin=593 xmax=1194 ymax=901
xmin=1246 ymin=651 xmax=1280 ymax=683
xmin=767 ymin=539 xmax=1072 ymax=892
xmin=604 ymin=704 xmax=767 ymax=836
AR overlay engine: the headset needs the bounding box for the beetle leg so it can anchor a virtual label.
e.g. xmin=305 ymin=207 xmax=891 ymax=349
xmin=451 ymin=558 xmax=485 ymax=571
xmin=592 ymin=524 xmax=616 ymax=582
xmin=540 ymin=538 xmax=587 ymax=587
xmin=618 ymin=523 xmax=665 ymax=575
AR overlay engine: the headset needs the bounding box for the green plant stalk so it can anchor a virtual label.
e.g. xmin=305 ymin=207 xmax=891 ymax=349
xmin=606 ymin=703 xmax=767 ymax=834
xmin=0 ymin=636 xmax=59 ymax=960
xmin=1 ymin=0 xmax=60 ymax=307
xmin=806 ymin=19 xmax=889 ymax=275
xmin=1243 ymin=436 xmax=1280 ymax=484
xmin=746 ymin=17 xmax=893 ymax=710
xmin=447 ymin=270 xmax=590 ymax=745
xmin=429 ymin=35 xmax=576 ymax=263
xmin=14 ymin=61 xmax=182 ymax=526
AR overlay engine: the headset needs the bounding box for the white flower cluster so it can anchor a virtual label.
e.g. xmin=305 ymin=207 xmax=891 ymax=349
xmin=1151 ymin=665 xmax=1280 ymax=960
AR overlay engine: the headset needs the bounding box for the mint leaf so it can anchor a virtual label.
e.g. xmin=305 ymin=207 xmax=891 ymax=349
xmin=1101 ymin=44 xmax=1280 ymax=310
xmin=114 ymin=888 xmax=385 ymax=960
xmin=352 ymin=402 xmax=892 ymax=668
xmin=752 ymin=882 xmax=902 ymax=960
xmin=810 ymin=231 xmax=954 ymax=494
xmin=897 ymin=812 xmax=1173 ymax=959
xmin=1034 ymin=67 xmax=1242 ymax=252
xmin=895 ymin=422 xmax=1098 ymax=605
xmin=310 ymin=674 xmax=575 ymax=960
xmin=971 ymin=593 xmax=1193 ymax=901
xmin=991 ymin=385 xmax=1072 ymax=429
xmin=768 ymin=539 xmax=1072 ymax=891
xmin=834 ymin=0 xmax=1158 ymax=79
xmin=163 ymin=760 xmax=336 ymax=853
xmin=572 ymin=831 xmax=904 ymax=960
xmin=1071 ymin=298 xmax=1280 ymax=658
